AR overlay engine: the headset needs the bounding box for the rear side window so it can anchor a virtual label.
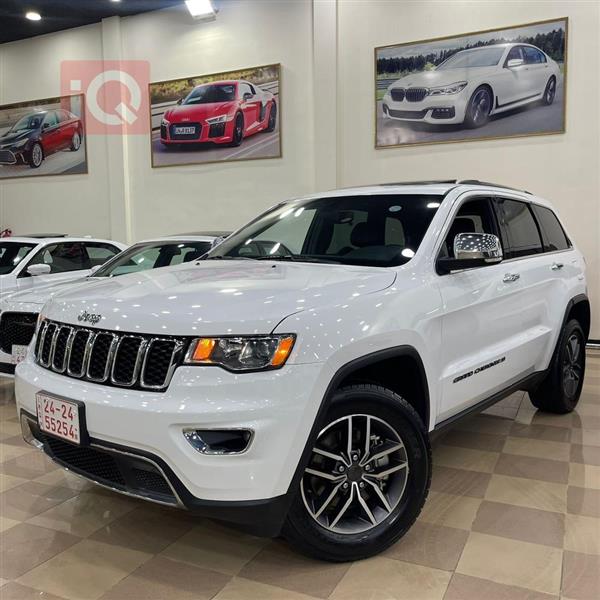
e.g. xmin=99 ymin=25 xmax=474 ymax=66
xmin=495 ymin=199 xmax=543 ymax=258
xmin=531 ymin=205 xmax=571 ymax=252
xmin=85 ymin=243 xmax=122 ymax=267
xmin=523 ymin=47 xmax=546 ymax=64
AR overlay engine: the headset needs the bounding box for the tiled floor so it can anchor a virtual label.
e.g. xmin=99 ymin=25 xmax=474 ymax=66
xmin=0 ymin=353 xmax=598 ymax=600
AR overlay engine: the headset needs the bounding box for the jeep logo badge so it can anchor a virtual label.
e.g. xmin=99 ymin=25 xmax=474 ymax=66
xmin=78 ymin=310 xmax=102 ymax=325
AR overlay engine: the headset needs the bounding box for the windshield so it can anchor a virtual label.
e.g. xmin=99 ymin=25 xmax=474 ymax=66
xmin=437 ymin=47 xmax=505 ymax=70
xmin=8 ymin=113 xmax=44 ymax=132
xmin=183 ymin=84 xmax=236 ymax=105
xmin=93 ymin=241 xmax=212 ymax=277
xmin=0 ymin=242 xmax=36 ymax=274
xmin=207 ymin=195 xmax=441 ymax=267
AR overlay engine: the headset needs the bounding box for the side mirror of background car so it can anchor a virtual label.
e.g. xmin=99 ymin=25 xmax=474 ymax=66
xmin=176 ymin=98 xmax=183 ymax=105
xmin=506 ymin=58 xmax=524 ymax=68
xmin=437 ymin=233 xmax=503 ymax=274
xmin=243 ymin=92 xmax=253 ymax=101
xmin=89 ymin=265 xmax=102 ymax=276
xmin=26 ymin=264 xmax=52 ymax=276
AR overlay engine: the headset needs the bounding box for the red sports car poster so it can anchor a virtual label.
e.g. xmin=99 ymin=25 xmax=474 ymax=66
xmin=149 ymin=63 xmax=281 ymax=168
xmin=0 ymin=94 xmax=86 ymax=180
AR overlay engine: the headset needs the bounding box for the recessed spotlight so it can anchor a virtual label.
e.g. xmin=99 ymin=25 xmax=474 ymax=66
xmin=25 ymin=11 xmax=42 ymax=21
xmin=185 ymin=0 xmax=217 ymax=21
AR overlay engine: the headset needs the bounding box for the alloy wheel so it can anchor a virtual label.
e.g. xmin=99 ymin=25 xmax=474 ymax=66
xmin=563 ymin=333 xmax=583 ymax=398
xmin=470 ymin=89 xmax=491 ymax=126
xmin=72 ymin=133 xmax=81 ymax=150
xmin=301 ymin=414 xmax=410 ymax=534
xmin=546 ymin=79 xmax=556 ymax=103
xmin=32 ymin=144 xmax=43 ymax=167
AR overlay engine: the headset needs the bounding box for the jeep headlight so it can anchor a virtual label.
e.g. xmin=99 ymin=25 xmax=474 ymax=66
xmin=205 ymin=114 xmax=231 ymax=125
xmin=185 ymin=334 xmax=295 ymax=371
xmin=428 ymin=81 xmax=468 ymax=95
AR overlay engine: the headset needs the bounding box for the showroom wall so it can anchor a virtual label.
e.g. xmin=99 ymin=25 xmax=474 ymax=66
xmin=0 ymin=0 xmax=598 ymax=336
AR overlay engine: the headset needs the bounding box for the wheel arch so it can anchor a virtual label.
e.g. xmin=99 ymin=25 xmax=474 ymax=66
xmin=565 ymin=294 xmax=591 ymax=341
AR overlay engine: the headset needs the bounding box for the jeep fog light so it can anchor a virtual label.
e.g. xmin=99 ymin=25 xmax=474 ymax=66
xmin=184 ymin=429 xmax=253 ymax=455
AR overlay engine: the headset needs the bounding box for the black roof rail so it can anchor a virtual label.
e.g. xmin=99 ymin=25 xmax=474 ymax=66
xmin=455 ymin=180 xmax=531 ymax=194
xmin=17 ymin=233 xmax=68 ymax=238
xmin=378 ymin=180 xmax=457 ymax=186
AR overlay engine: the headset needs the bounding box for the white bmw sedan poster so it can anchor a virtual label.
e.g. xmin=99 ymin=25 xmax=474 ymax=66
xmin=375 ymin=18 xmax=567 ymax=148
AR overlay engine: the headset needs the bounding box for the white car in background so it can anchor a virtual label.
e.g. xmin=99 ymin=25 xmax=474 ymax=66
xmin=382 ymin=43 xmax=560 ymax=128
xmin=0 ymin=235 xmax=221 ymax=376
xmin=0 ymin=235 xmax=126 ymax=299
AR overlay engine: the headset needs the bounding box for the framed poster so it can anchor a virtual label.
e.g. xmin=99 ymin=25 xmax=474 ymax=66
xmin=375 ymin=18 xmax=567 ymax=148
xmin=0 ymin=94 xmax=87 ymax=180
xmin=149 ymin=63 xmax=281 ymax=168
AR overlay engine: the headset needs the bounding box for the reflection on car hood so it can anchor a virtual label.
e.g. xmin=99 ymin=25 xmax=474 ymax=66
xmin=43 ymin=260 xmax=397 ymax=336
xmin=0 ymin=130 xmax=33 ymax=146
xmin=391 ymin=66 xmax=497 ymax=88
xmin=165 ymin=101 xmax=237 ymax=121
xmin=0 ymin=277 xmax=89 ymax=310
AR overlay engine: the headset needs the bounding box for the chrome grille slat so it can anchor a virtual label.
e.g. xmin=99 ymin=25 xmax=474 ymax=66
xmin=36 ymin=320 xmax=187 ymax=392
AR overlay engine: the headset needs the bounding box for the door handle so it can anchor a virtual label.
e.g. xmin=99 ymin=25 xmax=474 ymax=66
xmin=551 ymin=262 xmax=564 ymax=270
xmin=503 ymin=273 xmax=520 ymax=283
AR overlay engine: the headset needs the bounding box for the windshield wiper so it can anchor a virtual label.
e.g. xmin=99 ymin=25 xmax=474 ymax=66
xmin=202 ymin=255 xmax=257 ymax=261
xmin=254 ymin=255 xmax=342 ymax=264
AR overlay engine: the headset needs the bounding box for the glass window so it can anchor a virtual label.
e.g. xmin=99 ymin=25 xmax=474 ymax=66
xmin=495 ymin=199 xmax=543 ymax=258
xmin=93 ymin=241 xmax=213 ymax=277
xmin=208 ymin=195 xmax=442 ymax=267
xmin=43 ymin=112 xmax=59 ymax=128
xmin=506 ymin=46 xmax=524 ymax=63
xmin=10 ymin=113 xmax=44 ymax=132
xmin=437 ymin=47 xmax=505 ymax=70
xmin=27 ymin=242 xmax=89 ymax=274
xmin=0 ymin=242 xmax=36 ymax=275
xmin=239 ymin=83 xmax=253 ymax=98
xmin=523 ymin=47 xmax=545 ymax=64
xmin=183 ymin=84 xmax=236 ymax=105
xmin=531 ymin=205 xmax=570 ymax=252
xmin=84 ymin=243 xmax=121 ymax=267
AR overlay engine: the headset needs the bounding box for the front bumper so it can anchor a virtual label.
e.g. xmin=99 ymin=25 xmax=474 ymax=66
xmin=15 ymin=356 xmax=326 ymax=533
xmin=160 ymin=119 xmax=234 ymax=145
xmin=382 ymin=91 xmax=469 ymax=124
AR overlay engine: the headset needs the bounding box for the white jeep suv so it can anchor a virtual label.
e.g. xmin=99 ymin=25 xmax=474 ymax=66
xmin=15 ymin=181 xmax=590 ymax=561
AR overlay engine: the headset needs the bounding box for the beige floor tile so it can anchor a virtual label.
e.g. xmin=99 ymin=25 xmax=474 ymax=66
xmin=330 ymin=556 xmax=450 ymax=600
xmin=0 ymin=581 xmax=68 ymax=600
xmin=33 ymin=469 xmax=94 ymax=493
xmin=0 ymin=523 xmax=80 ymax=579
xmin=17 ymin=539 xmax=151 ymax=600
xmin=1 ymin=482 xmax=77 ymax=521
xmin=571 ymin=428 xmax=600 ymax=447
xmin=485 ymin=474 xmax=567 ymax=513
xmin=569 ymin=463 xmax=600 ymax=490
xmin=0 ymin=515 xmax=20 ymax=533
xmin=27 ymin=491 xmax=137 ymax=537
xmin=472 ymin=501 xmax=565 ymax=548
xmin=567 ymin=486 xmax=600 ymax=518
xmin=99 ymin=556 xmax=229 ymax=600
xmin=573 ymin=401 xmax=600 ymax=418
xmin=572 ymin=415 xmax=600 ymax=430
xmin=0 ymin=451 xmax=59 ymax=480
xmin=437 ymin=430 xmax=506 ymax=452
xmin=562 ymin=551 xmax=600 ymax=600
xmin=444 ymin=573 xmax=557 ymax=600
xmin=503 ymin=437 xmax=570 ymax=462
xmin=450 ymin=414 xmax=513 ymax=436
xmin=239 ymin=541 xmax=350 ymax=599
xmin=161 ymin=520 xmax=266 ymax=576
xmin=433 ymin=445 xmax=499 ymax=473
xmin=0 ymin=444 xmax=36 ymax=463
xmin=0 ymin=419 xmax=21 ymax=437
xmin=384 ymin=521 xmax=468 ymax=571
xmin=213 ymin=577 xmax=321 ymax=600
xmin=530 ymin=411 xmax=575 ymax=429
xmin=570 ymin=444 xmax=600 ymax=466
xmin=0 ymin=473 xmax=28 ymax=493
xmin=430 ymin=466 xmax=491 ymax=498
xmin=564 ymin=514 xmax=600 ymax=555
xmin=456 ymin=532 xmax=563 ymax=595
xmin=510 ymin=422 xmax=571 ymax=443
xmin=418 ymin=491 xmax=482 ymax=530
xmin=495 ymin=453 xmax=569 ymax=484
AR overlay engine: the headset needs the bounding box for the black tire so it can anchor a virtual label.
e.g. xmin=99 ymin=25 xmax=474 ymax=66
xmin=530 ymin=319 xmax=586 ymax=414
xmin=283 ymin=384 xmax=431 ymax=562
xmin=69 ymin=130 xmax=82 ymax=151
xmin=542 ymin=77 xmax=557 ymax=106
xmin=229 ymin=113 xmax=244 ymax=147
xmin=265 ymin=102 xmax=277 ymax=132
xmin=463 ymin=86 xmax=492 ymax=129
xmin=28 ymin=142 xmax=43 ymax=168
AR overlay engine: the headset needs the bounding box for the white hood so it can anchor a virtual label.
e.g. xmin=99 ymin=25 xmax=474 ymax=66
xmin=0 ymin=277 xmax=89 ymax=311
xmin=42 ymin=260 xmax=397 ymax=336
xmin=391 ymin=66 xmax=497 ymax=89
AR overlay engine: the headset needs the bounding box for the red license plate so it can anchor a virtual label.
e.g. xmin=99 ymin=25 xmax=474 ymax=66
xmin=36 ymin=393 xmax=81 ymax=445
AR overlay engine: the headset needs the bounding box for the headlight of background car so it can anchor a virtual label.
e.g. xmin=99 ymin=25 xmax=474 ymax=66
xmin=205 ymin=114 xmax=232 ymax=125
xmin=161 ymin=118 xmax=170 ymax=127
xmin=428 ymin=81 xmax=468 ymax=96
xmin=7 ymin=138 xmax=29 ymax=149
xmin=185 ymin=334 xmax=295 ymax=371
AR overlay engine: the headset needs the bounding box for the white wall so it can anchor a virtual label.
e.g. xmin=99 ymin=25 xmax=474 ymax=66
xmin=0 ymin=0 xmax=598 ymax=336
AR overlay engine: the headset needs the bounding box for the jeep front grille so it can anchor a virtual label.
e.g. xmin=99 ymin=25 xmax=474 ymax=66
xmin=35 ymin=320 xmax=188 ymax=391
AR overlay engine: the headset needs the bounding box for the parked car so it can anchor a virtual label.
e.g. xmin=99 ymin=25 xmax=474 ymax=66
xmin=382 ymin=43 xmax=560 ymax=128
xmin=160 ymin=80 xmax=277 ymax=147
xmin=16 ymin=181 xmax=589 ymax=561
xmin=0 ymin=110 xmax=84 ymax=168
xmin=0 ymin=235 xmax=219 ymax=376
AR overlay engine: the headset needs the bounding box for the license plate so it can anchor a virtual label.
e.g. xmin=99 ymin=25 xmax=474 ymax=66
xmin=174 ymin=126 xmax=196 ymax=135
xmin=36 ymin=392 xmax=81 ymax=445
xmin=11 ymin=344 xmax=28 ymax=365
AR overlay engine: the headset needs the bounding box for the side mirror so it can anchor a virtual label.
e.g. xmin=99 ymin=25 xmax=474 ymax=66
xmin=243 ymin=92 xmax=253 ymax=101
xmin=27 ymin=264 xmax=52 ymax=276
xmin=176 ymin=98 xmax=183 ymax=105
xmin=437 ymin=233 xmax=503 ymax=274
xmin=42 ymin=122 xmax=50 ymax=130
xmin=507 ymin=58 xmax=524 ymax=68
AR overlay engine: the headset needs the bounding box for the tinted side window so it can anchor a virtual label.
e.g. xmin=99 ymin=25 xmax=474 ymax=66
xmin=506 ymin=46 xmax=523 ymax=63
xmin=43 ymin=112 xmax=59 ymax=127
xmin=495 ymin=199 xmax=543 ymax=258
xmin=531 ymin=205 xmax=570 ymax=252
xmin=523 ymin=47 xmax=545 ymax=64
xmin=84 ymin=243 xmax=121 ymax=267
xmin=239 ymin=83 xmax=253 ymax=98
xmin=27 ymin=242 xmax=89 ymax=274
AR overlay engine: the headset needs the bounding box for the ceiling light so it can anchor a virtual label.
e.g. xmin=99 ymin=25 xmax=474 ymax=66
xmin=185 ymin=0 xmax=217 ymax=21
xmin=25 ymin=11 xmax=42 ymax=21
